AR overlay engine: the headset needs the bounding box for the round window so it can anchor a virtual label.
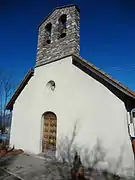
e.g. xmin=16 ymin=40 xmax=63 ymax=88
xmin=46 ymin=80 xmax=56 ymax=91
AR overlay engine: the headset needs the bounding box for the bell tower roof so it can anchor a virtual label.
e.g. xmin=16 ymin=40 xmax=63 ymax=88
xmin=36 ymin=4 xmax=80 ymax=67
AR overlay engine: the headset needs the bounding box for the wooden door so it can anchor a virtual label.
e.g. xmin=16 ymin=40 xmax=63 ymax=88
xmin=42 ymin=112 xmax=57 ymax=152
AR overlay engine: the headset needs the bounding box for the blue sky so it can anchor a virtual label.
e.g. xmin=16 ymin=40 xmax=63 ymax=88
xmin=0 ymin=0 xmax=135 ymax=90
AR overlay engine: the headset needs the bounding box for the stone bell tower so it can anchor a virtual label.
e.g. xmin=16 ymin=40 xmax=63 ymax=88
xmin=36 ymin=5 xmax=80 ymax=67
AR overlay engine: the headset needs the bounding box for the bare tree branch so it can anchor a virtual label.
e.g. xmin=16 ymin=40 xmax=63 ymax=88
xmin=51 ymin=122 xmax=133 ymax=180
xmin=0 ymin=69 xmax=15 ymax=128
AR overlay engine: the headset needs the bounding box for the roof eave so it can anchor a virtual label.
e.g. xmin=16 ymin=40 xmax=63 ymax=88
xmin=6 ymin=69 xmax=34 ymax=111
xmin=72 ymin=54 xmax=135 ymax=100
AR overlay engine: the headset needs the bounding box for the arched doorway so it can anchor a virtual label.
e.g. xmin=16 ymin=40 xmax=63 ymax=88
xmin=42 ymin=112 xmax=57 ymax=152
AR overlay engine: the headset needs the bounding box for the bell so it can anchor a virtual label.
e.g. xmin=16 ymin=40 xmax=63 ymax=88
xmin=60 ymin=28 xmax=66 ymax=38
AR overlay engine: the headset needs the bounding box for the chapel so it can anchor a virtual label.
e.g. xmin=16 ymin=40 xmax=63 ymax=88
xmin=6 ymin=5 xmax=135 ymax=176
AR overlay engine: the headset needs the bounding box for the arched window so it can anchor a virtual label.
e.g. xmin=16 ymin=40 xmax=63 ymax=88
xmin=45 ymin=23 xmax=52 ymax=44
xmin=58 ymin=14 xmax=67 ymax=39
xmin=42 ymin=112 xmax=57 ymax=152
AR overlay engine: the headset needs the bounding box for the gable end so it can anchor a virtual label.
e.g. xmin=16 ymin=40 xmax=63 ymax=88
xmin=72 ymin=55 xmax=135 ymax=110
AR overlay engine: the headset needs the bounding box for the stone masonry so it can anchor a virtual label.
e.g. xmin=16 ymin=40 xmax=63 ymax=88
xmin=36 ymin=5 xmax=80 ymax=67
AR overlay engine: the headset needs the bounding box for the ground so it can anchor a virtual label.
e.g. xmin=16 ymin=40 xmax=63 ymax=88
xmin=0 ymin=151 xmax=129 ymax=180
xmin=0 ymin=152 xmax=62 ymax=180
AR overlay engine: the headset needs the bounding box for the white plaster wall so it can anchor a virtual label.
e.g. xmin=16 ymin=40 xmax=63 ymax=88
xmin=10 ymin=56 xmax=134 ymax=176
